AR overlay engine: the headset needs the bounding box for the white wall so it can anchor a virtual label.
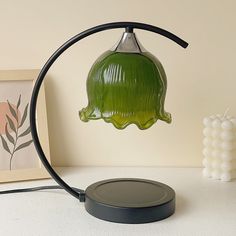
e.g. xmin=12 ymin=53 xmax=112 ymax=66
xmin=0 ymin=0 xmax=235 ymax=167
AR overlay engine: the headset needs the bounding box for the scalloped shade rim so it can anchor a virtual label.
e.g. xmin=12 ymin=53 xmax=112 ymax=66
xmin=79 ymin=107 xmax=172 ymax=130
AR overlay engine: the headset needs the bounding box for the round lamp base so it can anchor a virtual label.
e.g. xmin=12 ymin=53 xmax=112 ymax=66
xmin=85 ymin=178 xmax=175 ymax=224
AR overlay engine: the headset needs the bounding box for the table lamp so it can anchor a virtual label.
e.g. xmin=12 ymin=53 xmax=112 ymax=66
xmin=30 ymin=22 xmax=188 ymax=224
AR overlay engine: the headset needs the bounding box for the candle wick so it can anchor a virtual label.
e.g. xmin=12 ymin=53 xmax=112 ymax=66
xmin=223 ymin=108 xmax=230 ymax=118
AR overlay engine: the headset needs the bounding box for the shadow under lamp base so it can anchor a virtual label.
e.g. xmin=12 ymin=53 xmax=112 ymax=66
xmin=85 ymin=178 xmax=175 ymax=224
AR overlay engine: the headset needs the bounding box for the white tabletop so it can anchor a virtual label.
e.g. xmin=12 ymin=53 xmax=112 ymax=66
xmin=0 ymin=167 xmax=236 ymax=236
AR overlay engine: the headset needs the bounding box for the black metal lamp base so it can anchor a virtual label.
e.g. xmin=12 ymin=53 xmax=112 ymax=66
xmin=85 ymin=178 xmax=175 ymax=224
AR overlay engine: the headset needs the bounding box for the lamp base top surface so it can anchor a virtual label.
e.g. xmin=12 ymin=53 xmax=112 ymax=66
xmin=85 ymin=178 xmax=175 ymax=224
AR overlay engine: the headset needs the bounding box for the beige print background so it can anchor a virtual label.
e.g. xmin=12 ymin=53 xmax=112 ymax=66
xmin=0 ymin=80 xmax=39 ymax=170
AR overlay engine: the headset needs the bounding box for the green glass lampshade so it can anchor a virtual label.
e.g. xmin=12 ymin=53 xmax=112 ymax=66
xmin=79 ymin=31 xmax=171 ymax=129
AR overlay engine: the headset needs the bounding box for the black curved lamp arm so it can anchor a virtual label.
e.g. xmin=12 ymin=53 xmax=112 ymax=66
xmin=30 ymin=22 xmax=188 ymax=202
xmin=86 ymin=22 xmax=188 ymax=48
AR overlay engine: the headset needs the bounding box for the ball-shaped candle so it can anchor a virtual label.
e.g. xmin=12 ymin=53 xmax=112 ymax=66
xmin=221 ymin=120 xmax=233 ymax=130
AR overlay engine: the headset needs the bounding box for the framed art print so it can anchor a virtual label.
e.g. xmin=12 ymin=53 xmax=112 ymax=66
xmin=0 ymin=70 xmax=50 ymax=182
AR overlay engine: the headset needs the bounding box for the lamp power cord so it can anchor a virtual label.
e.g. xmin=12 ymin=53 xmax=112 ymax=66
xmin=0 ymin=185 xmax=86 ymax=202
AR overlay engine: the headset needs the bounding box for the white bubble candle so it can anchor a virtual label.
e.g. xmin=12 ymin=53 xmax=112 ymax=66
xmin=202 ymin=112 xmax=236 ymax=182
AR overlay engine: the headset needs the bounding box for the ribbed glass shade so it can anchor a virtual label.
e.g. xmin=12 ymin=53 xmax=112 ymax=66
xmin=79 ymin=32 xmax=171 ymax=130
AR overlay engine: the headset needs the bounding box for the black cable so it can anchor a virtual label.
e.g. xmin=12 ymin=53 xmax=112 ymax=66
xmin=0 ymin=185 xmax=85 ymax=196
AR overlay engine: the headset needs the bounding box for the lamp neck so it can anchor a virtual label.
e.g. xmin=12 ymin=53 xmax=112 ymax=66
xmin=125 ymin=26 xmax=133 ymax=33
xmin=111 ymin=31 xmax=146 ymax=53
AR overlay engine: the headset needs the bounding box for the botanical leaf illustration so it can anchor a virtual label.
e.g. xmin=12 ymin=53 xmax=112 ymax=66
xmin=15 ymin=140 xmax=33 ymax=152
xmin=18 ymin=126 xmax=31 ymax=138
xmin=7 ymin=100 xmax=18 ymax=121
xmin=19 ymin=103 xmax=28 ymax=128
xmin=6 ymin=114 xmax=16 ymax=133
xmin=5 ymin=123 xmax=15 ymax=144
xmin=17 ymin=95 xmax=21 ymax=109
xmin=0 ymin=96 xmax=33 ymax=170
xmin=0 ymin=135 xmax=11 ymax=154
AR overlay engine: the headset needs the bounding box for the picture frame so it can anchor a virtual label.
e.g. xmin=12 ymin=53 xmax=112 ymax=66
xmin=0 ymin=70 xmax=50 ymax=182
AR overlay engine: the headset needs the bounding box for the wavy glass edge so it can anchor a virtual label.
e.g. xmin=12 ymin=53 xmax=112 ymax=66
xmin=79 ymin=108 xmax=171 ymax=130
